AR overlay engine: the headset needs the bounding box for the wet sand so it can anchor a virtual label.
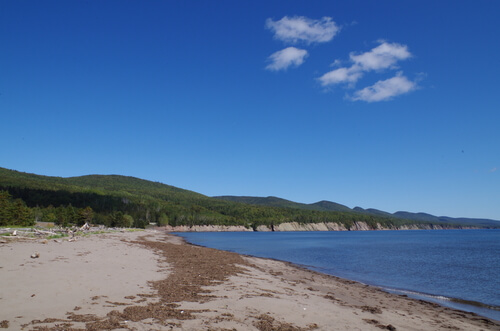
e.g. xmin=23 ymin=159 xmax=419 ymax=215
xmin=0 ymin=230 xmax=499 ymax=330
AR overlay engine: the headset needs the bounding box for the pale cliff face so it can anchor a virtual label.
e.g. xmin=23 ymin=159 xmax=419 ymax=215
xmin=273 ymin=222 xmax=347 ymax=231
xmin=160 ymin=222 xmax=472 ymax=232
xmin=162 ymin=225 xmax=253 ymax=232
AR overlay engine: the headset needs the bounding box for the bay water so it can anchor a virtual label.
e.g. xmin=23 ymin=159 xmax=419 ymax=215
xmin=177 ymin=229 xmax=500 ymax=321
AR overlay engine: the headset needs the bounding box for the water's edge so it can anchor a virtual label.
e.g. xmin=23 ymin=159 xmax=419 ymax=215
xmin=173 ymin=231 xmax=500 ymax=322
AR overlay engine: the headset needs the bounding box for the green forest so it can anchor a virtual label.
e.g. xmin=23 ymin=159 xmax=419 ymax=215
xmin=0 ymin=167 xmax=476 ymax=229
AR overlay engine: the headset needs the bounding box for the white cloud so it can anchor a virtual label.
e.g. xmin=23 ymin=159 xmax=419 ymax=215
xmin=266 ymin=16 xmax=339 ymax=44
xmin=318 ymin=67 xmax=362 ymax=86
xmin=350 ymin=42 xmax=411 ymax=71
xmin=266 ymin=47 xmax=308 ymax=71
xmin=319 ymin=41 xmax=412 ymax=87
xmin=490 ymin=167 xmax=498 ymax=173
xmin=351 ymin=72 xmax=417 ymax=102
xmin=330 ymin=59 xmax=343 ymax=67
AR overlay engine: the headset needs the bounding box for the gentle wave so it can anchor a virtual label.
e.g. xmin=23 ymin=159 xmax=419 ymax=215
xmin=295 ymin=264 xmax=500 ymax=315
xmin=287 ymin=263 xmax=500 ymax=314
xmin=383 ymin=287 xmax=500 ymax=312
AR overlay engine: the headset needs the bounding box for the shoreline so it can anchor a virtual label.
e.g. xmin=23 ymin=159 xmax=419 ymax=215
xmin=203 ymin=242 xmax=500 ymax=324
xmin=0 ymin=230 xmax=499 ymax=330
xmin=269 ymin=257 xmax=500 ymax=322
xmin=173 ymin=232 xmax=500 ymax=330
xmin=272 ymin=258 xmax=500 ymax=323
xmin=175 ymin=228 xmax=500 ymax=322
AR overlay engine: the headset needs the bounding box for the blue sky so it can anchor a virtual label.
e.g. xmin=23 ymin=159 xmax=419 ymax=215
xmin=1 ymin=1 xmax=499 ymax=220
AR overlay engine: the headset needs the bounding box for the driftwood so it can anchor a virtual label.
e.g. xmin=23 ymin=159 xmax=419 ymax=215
xmin=0 ymin=227 xmax=63 ymax=240
xmin=34 ymin=229 xmax=57 ymax=236
xmin=0 ymin=225 xmax=134 ymax=241
xmin=80 ymin=223 xmax=90 ymax=231
xmin=1 ymin=235 xmax=37 ymax=240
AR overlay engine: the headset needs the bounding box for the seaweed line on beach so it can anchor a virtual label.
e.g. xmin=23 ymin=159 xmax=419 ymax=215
xmin=28 ymin=234 xmax=312 ymax=330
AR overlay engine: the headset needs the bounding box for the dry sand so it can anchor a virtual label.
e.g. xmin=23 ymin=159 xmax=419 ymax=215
xmin=0 ymin=230 xmax=499 ymax=330
xmin=0 ymin=230 xmax=167 ymax=330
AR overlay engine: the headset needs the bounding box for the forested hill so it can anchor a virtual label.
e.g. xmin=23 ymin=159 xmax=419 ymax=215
xmin=0 ymin=168 xmax=204 ymax=201
xmin=0 ymin=167 xmax=217 ymax=227
xmin=1 ymin=167 xmax=498 ymax=229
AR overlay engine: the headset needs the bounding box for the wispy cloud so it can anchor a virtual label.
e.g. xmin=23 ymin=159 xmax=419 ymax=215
xmin=319 ymin=41 xmax=412 ymax=87
xmin=266 ymin=16 xmax=339 ymax=44
xmin=266 ymin=47 xmax=308 ymax=71
xmin=351 ymin=72 xmax=417 ymax=102
xmin=490 ymin=167 xmax=498 ymax=173
xmin=318 ymin=67 xmax=362 ymax=86
xmin=350 ymin=41 xmax=411 ymax=71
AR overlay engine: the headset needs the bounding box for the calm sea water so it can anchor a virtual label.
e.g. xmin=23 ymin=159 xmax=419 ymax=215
xmin=176 ymin=229 xmax=500 ymax=321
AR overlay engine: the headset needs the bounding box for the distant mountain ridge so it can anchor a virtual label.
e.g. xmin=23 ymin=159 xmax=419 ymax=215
xmin=215 ymin=196 xmax=500 ymax=228
xmin=213 ymin=196 xmax=352 ymax=212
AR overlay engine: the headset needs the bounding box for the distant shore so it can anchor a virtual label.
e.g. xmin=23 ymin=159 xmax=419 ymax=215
xmin=161 ymin=221 xmax=480 ymax=232
xmin=0 ymin=230 xmax=498 ymax=330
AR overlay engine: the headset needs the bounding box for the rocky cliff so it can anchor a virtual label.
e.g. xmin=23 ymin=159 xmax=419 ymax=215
xmin=160 ymin=221 xmax=475 ymax=232
xmin=161 ymin=225 xmax=252 ymax=232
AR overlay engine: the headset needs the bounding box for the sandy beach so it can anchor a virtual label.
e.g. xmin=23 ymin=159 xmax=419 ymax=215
xmin=1 ymin=230 xmax=499 ymax=331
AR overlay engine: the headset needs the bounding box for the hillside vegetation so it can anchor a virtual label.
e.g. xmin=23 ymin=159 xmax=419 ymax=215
xmin=1 ymin=167 xmax=496 ymax=229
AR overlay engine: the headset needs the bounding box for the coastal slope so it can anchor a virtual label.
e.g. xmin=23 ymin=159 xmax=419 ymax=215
xmin=3 ymin=166 xmax=498 ymax=231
